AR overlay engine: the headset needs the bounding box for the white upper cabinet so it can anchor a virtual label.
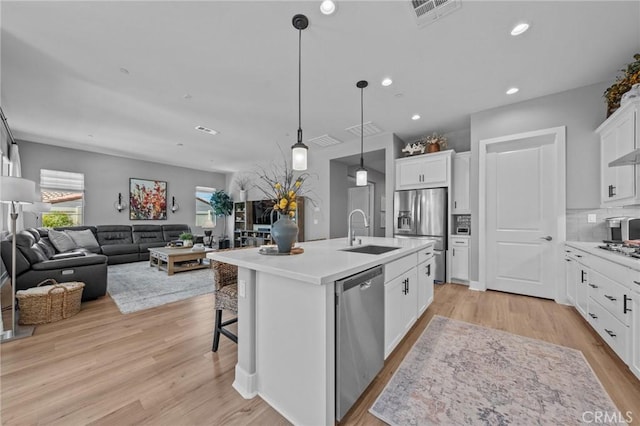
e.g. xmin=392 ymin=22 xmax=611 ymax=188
xmin=452 ymin=152 xmax=470 ymax=213
xmin=597 ymin=100 xmax=639 ymax=207
xmin=395 ymin=150 xmax=453 ymax=190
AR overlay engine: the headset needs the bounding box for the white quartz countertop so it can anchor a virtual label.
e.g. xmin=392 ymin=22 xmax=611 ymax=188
xmin=565 ymin=241 xmax=640 ymax=272
xmin=207 ymin=237 xmax=435 ymax=285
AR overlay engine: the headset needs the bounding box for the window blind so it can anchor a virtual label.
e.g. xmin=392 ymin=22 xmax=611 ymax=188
xmin=40 ymin=169 xmax=85 ymax=190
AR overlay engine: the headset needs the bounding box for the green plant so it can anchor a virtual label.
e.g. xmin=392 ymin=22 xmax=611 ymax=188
xmin=179 ymin=232 xmax=194 ymax=241
xmin=604 ymin=53 xmax=640 ymax=115
xmin=42 ymin=212 xmax=73 ymax=228
xmin=209 ymin=190 xmax=233 ymax=239
xmin=233 ymin=173 xmax=253 ymax=192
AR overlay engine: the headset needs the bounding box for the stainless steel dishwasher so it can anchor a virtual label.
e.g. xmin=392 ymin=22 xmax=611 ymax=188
xmin=336 ymin=265 xmax=384 ymax=421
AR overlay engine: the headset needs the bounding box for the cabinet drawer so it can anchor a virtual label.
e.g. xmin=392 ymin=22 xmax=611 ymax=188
xmin=451 ymin=238 xmax=469 ymax=247
xmin=589 ymin=254 xmax=634 ymax=286
xmin=589 ymin=269 xmax=632 ymax=326
xmin=385 ymin=253 xmax=418 ymax=282
xmin=417 ymin=246 xmax=434 ymax=264
xmin=587 ymin=298 xmax=629 ymax=363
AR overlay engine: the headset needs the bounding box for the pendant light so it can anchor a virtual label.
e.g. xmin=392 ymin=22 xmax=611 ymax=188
xmin=291 ymin=14 xmax=309 ymax=171
xmin=355 ymin=80 xmax=368 ymax=186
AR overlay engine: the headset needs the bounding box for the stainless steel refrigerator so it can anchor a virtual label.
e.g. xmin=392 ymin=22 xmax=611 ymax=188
xmin=393 ymin=188 xmax=447 ymax=283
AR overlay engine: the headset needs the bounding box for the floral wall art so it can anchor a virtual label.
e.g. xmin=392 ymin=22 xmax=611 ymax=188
xmin=129 ymin=178 xmax=167 ymax=220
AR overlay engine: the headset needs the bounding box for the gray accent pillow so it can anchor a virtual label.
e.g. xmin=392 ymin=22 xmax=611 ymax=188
xmin=66 ymin=229 xmax=100 ymax=250
xmin=48 ymin=229 xmax=77 ymax=253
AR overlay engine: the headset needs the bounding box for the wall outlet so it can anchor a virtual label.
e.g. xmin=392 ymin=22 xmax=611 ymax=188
xmin=587 ymin=214 xmax=597 ymax=223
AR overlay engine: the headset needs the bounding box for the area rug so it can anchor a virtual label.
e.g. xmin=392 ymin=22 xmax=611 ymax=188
xmin=107 ymin=261 xmax=214 ymax=314
xmin=370 ymin=315 xmax=622 ymax=425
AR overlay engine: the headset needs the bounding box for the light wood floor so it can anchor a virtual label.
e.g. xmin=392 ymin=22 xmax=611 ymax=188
xmin=1 ymin=283 xmax=639 ymax=425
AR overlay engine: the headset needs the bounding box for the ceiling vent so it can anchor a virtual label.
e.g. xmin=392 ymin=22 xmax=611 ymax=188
xmin=410 ymin=0 xmax=461 ymax=27
xmin=195 ymin=125 xmax=218 ymax=135
xmin=345 ymin=121 xmax=383 ymax=138
xmin=307 ymin=134 xmax=344 ymax=147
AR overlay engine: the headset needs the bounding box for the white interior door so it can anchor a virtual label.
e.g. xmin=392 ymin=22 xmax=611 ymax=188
xmin=348 ymin=185 xmax=373 ymax=237
xmin=483 ymin=130 xmax=563 ymax=299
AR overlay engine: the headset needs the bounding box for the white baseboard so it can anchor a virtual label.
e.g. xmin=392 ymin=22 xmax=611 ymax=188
xmin=469 ymin=280 xmax=485 ymax=291
xmin=232 ymin=365 xmax=258 ymax=399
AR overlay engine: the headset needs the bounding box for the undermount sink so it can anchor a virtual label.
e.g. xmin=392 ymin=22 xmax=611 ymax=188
xmin=341 ymin=245 xmax=400 ymax=255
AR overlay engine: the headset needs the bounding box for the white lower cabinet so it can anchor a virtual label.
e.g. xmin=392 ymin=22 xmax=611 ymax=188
xmin=384 ymin=267 xmax=418 ymax=358
xmin=632 ymin=284 xmax=640 ymax=379
xmin=450 ymin=237 xmax=470 ymax=284
xmin=564 ymin=251 xmax=577 ymax=304
xmin=384 ymin=248 xmax=434 ymax=359
xmin=417 ymin=256 xmax=435 ymax=315
xmin=566 ymin=244 xmax=638 ymax=379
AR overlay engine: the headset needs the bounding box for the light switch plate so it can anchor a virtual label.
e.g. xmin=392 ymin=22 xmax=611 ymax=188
xmin=238 ymin=280 xmax=246 ymax=298
xmin=587 ymin=214 xmax=597 ymax=223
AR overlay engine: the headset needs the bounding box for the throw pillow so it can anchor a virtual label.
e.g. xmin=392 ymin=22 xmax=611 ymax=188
xmin=37 ymin=239 xmax=56 ymax=258
xmin=66 ymin=229 xmax=100 ymax=251
xmin=48 ymin=229 xmax=77 ymax=253
xmin=30 ymin=244 xmax=49 ymax=262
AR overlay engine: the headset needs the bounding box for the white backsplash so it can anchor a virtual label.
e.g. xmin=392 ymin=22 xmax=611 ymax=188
xmin=566 ymin=208 xmax=640 ymax=242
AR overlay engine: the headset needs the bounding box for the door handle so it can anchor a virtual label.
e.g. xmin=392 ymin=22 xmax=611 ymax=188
xmin=540 ymin=236 xmax=552 ymax=241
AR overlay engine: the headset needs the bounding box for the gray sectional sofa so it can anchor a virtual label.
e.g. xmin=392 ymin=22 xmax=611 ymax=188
xmin=1 ymin=224 xmax=191 ymax=301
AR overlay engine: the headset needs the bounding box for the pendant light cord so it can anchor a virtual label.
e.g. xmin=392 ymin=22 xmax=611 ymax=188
xmin=297 ymin=28 xmax=302 ymax=144
xmin=360 ymin=86 xmax=364 ymax=168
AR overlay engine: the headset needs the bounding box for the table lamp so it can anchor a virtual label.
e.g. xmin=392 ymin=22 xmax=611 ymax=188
xmin=0 ymin=176 xmax=36 ymax=342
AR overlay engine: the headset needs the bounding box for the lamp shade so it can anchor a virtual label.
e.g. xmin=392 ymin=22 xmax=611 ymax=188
xmin=0 ymin=177 xmax=36 ymax=204
xmin=292 ymin=143 xmax=308 ymax=171
xmin=202 ymin=211 xmax=216 ymax=228
xmin=356 ymin=168 xmax=368 ymax=186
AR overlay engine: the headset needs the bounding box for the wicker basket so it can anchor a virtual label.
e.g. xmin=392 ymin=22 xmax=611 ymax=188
xmin=16 ymin=279 xmax=84 ymax=325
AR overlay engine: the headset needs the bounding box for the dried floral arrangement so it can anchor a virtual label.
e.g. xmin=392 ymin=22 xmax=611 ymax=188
xmin=421 ymin=132 xmax=448 ymax=149
xmin=604 ymin=53 xmax=640 ymax=116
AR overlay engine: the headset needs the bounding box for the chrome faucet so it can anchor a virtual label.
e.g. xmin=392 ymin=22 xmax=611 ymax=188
xmin=348 ymin=209 xmax=369 ymax=246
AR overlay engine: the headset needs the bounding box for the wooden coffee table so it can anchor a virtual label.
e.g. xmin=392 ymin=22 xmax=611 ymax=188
xmin=149 ymin=247 xmax=215 ymax=275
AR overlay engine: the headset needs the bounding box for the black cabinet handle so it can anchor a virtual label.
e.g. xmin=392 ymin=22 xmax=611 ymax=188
xmin=608 ymin=185 xmax=617 ymax=198
xmin=604 ymin=294 xmax=617 ymax=301
xmin=453 ymin=248 xmax=456 ymax=256
xmin=605 ymin=329 xmax=616 ymax=338
xmin=406 ymin=278 xmax=409 ymax=294
xmin=634 ymin=281 xmax=640 ymax=286
xmin=576 ymin=254 xmax=583 ymax=258
xmin=624 ymin=295 xmax=632 ymax=314
xmin=589 ymin=284 xmax=598 ymax=289
xmin=589 ymin=313 xmax=598 ymax=319
xmin=581 ymin=270 xmax=586 ymax=283
xmin=427 ymin=264 xmax=431 ymax=276
xmin=565 ymin=259 xmax=572 ymax=262
xmin=454 ymin=201 xmax=457 ymax=208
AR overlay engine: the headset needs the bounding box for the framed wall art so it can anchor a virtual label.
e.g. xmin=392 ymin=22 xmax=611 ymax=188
xmin=129 ymin=178 xmax=167 ymax=220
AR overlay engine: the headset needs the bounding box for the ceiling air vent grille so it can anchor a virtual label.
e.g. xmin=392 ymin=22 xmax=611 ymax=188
xmin=195 ymin=125 xmax=218 ymax=135
xmin=308 ymin=134 xmax=344 ymax=147
xmin=411 ymin=0 xmax=461 ymax=27
xmin=345 ymin=121 xmax=383 ymax=138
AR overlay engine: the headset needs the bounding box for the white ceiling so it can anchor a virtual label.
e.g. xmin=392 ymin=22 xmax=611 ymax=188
xmin=1 ymin=1 xmax=639 ymax=173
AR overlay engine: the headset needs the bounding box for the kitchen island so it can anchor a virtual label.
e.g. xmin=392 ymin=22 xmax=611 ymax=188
xmin=207 ymin=236 xmax=434 ymax=425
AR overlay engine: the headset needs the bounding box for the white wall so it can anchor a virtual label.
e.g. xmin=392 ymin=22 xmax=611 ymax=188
xmin=18 ymin=140 xmax=227 ymax=235
xmin=469 ymin=81 xmax=609 ymax=282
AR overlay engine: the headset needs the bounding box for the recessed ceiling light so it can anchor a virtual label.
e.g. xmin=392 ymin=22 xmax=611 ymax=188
xmin=411 ymin=114 xmax=421 ymax=120
xmin=195 ymin=125 xmax=219 ymax=135
xmin=510 ymin=22 xmax=530 ymax=36
xmin=506 ymin=87 xmax=519 ymax=95
xmin=381 ymin=77 xmax=393 ymax=87
xmin=320 ymin=0 xmax=336 ymax=15
xmin=119 ymin=67 xmax=129 ymax=74
xmin=177 ymin=143 xmax=184 ymax=146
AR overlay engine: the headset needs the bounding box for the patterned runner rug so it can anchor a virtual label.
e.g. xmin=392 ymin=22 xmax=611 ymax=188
xmin=370 ymin=315 xmax=623 ymax=425
xmin=107 ymin=261 xmax=214 ymax=314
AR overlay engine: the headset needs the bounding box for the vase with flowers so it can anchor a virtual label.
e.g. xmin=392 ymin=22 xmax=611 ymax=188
xmin=256 ymin=155 xmax=314 ymax=253
xmin=421 ymin=132 xmax=448 ymax=153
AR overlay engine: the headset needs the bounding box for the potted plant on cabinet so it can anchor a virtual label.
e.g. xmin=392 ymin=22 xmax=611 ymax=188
xmin=233 ymin=173 xmax=253 ymax=202
xmin=604 ymin=53 xmax=640 ymax=116
xmin=421 ymin=133 xmax=448 ymax=153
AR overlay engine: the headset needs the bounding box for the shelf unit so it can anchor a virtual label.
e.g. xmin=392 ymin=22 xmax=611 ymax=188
xmin=233 ymin=198 xmax=305 ymax=247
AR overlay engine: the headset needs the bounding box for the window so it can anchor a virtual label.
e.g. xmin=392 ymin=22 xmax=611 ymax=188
xmin=40 ymin=169 xmax=85 ymax=227
xmin=195 ymin=186 xmax=216 ymax=227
